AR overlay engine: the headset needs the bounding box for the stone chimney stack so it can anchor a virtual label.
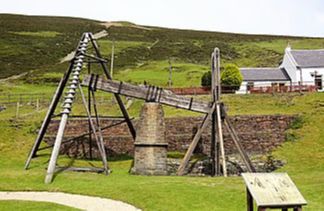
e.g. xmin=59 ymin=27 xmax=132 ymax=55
xmin=131 ymin=102 xmax=168 ymax=175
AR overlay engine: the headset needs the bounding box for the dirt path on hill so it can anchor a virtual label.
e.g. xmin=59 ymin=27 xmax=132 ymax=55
xmin=0 ymin=191 xmax=141 ymax=211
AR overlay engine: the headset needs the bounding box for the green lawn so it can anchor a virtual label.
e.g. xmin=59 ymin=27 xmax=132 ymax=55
xmin=0 ymin=200 xmax=79 ymax=211
xmin=0 ymin=84 xmax=323 ymax=210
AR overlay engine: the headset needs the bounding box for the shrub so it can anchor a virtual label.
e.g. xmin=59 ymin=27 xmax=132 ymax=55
xmin=201 ymin=71 xmax=211 ymax=87
xmin=221 ymin=64 xmax=243 ymax=90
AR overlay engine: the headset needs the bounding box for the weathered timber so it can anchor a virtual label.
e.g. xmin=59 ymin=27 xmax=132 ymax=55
xmin=242 ymin=173 xmax=307 ymax=210
xmin=82 ymin=76 xmax=211 ymax=114
xmin=177 ymin=103 xmax=216 ymax=176
xmin=216 ymin=103 xmax=227 ymax=176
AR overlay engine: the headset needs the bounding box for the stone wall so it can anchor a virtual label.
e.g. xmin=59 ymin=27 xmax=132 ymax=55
xmin=45 ymin=115 xmax=294 ymax=158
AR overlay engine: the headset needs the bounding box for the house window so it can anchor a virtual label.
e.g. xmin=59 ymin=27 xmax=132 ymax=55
xmin=315 ymin=75 xmax=322 ymax=90
xmin=247 ymin=82 xmax=254 ymax=91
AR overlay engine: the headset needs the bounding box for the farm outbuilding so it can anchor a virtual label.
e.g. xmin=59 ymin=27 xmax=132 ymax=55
xmin=236 ymin=68 xmax=291 ymax=94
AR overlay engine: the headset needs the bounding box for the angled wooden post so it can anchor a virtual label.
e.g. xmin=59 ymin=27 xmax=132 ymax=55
xmin=25 ymin=59 xmax=75 ymax=170
xmin=224 ymin=114 xmax=255 ymax=172
xmin=89 ymin=33 xmax=136 ymax=140
xmin=177 ymin=103 xmax=216 ymax=176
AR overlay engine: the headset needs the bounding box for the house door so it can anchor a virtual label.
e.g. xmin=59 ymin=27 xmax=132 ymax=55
xmin=315 ymin=75 xmax=322 ymax=90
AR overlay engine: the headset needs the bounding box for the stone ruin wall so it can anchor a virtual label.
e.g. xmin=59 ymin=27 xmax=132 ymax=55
xmin=45 ymin=115 xmax=295 ymax=158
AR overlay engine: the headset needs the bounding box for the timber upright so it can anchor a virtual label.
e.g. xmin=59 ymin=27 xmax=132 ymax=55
xmin=24 ymin=32 xmax=136 ymax=183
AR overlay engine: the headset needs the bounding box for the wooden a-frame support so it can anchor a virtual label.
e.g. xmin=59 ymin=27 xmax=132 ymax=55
xmin=177 ymin=48 xmax=255 ymax=176
xmin=24 ymin=32 xmax=136 ymax=183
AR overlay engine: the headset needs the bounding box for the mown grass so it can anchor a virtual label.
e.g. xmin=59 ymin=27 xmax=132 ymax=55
xmin=0 ymin=200 xmax=79 ymax=211
xmin=0 ymin=84 xmax=323 ymax=210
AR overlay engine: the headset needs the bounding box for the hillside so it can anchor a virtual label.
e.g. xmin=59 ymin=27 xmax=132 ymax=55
xmin=2 ymin=14 xmax=324 ymax=86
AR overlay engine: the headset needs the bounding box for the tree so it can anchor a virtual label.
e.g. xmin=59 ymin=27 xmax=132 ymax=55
xmin=221 ymin=64 xmax=242 ymax=90
xmin=201 ymin=64 xmax=242 ymax=90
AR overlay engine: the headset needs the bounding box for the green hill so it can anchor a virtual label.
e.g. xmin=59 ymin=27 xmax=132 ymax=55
xmin=2 ymin=14 xmax=324 ymax=86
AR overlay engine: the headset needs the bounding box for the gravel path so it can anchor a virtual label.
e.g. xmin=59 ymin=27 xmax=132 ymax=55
xmin=0 ymin=191 xmax=141 ymax=211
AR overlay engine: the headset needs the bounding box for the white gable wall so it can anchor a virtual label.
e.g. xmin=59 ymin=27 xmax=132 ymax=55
xmin=280 ymin=50 xmax=297 ymax=82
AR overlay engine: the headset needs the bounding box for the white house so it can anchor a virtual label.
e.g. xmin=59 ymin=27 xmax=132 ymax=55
xmin=237 ymin=46 xmax=324 ymax=93
xmin=280 ymin=46 xmax=324 ymax=91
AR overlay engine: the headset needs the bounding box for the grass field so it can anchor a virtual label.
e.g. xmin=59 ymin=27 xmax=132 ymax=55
xmin=0 ymin=81 xmax=323 ymax=210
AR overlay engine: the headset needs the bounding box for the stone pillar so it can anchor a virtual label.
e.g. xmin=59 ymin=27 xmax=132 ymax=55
xmin=132 ymin=102 xmax=168 ymax=175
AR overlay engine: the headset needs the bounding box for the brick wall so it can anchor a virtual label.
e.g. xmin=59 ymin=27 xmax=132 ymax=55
xmin=45 ymin=115 xmax=294 ymax=158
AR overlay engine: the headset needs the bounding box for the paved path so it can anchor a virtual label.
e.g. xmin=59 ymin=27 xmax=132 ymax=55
xmin=0 ymin=191 xmax=141 ymax=211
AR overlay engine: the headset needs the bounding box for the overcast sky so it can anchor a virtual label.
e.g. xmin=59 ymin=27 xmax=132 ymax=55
xmin=1 ymin=0 xmax=324 ymax=37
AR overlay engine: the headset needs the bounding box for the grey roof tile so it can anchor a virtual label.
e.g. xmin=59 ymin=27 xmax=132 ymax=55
xmin=290 ymin=50 xmax=324 ymax=67
xmin=240 ymin=68 xmax=291 ymax=82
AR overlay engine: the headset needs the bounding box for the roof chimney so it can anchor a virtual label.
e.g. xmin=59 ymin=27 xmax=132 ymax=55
xmin=286 ymin=42 xmax=291 ymax=52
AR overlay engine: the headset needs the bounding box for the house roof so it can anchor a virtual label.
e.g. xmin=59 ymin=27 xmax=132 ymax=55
xmin=290 ymin=49 xmax=324 ymax=68
xmin=240 ymin=68 xmax=291 ymax=82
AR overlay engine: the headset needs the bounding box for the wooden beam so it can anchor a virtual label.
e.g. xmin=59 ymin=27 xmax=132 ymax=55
xmin=177 ymin=103 xmax=216 ymax=176
xmin=82 ymin=76 xmax=211 ymax=114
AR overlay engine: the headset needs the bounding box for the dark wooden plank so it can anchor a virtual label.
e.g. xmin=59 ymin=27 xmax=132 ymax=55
xmin=82 ymin=76 xmax=211 ymax=114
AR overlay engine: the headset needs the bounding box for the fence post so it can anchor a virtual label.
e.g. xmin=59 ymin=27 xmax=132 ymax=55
xmin=36 ymin=98 xmax=40 ymax=111
xmin=16 ymin=102 xmax=20 ymax=118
